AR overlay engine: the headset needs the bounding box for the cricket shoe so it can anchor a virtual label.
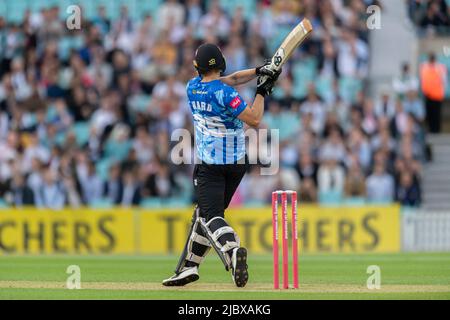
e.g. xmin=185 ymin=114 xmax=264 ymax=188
xmin=162 ymin=266 xmax=199 ymax=286
xmin=231 ymin=247 xmax=248 ymax=287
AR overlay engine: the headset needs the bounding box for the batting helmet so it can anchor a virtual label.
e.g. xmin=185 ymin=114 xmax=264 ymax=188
xmin=193 ymin=43 xmax=226 ymax=74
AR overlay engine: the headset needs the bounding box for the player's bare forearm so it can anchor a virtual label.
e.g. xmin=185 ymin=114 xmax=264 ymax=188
xmin=237 ymin=94 xmax=265 ymax=127
xmin=220 ymin=69 xmax=256 ymax=86
xmin=250 ymin=94 xmax=265 ymax=125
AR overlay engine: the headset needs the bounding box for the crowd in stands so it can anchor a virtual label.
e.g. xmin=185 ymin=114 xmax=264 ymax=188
xmin=407 ymin=0 xmax=450 ymax=34
xmin=0 ymin=0 xmax=427 ymax=209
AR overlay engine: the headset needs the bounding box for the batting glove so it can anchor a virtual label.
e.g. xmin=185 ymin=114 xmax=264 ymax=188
xmin=256 ymin=68 xmax=282 ymax=97
xmin=256 ymin=59 xmax=278 ymax=78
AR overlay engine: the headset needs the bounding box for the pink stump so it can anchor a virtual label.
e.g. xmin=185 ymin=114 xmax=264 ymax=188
xmin=271 ymin=192 xmax=279 ymax=289
xmin=281 ymin=192 xmax=289 ymax=289
xmin=291 ymin=192 xmax=299 ymax=288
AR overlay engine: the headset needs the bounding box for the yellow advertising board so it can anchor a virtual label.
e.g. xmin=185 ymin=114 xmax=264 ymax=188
xmin=0 ymin=205 xmax=400 ymax=255
xmin=139 ymin=205 xmax=401 ymax=254
xmin=0 ymin=208 xmax=135 ymax=255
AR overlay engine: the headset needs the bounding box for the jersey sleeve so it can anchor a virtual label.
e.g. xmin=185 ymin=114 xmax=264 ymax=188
xmin=220 ymin=84 xmax=248 ymax=117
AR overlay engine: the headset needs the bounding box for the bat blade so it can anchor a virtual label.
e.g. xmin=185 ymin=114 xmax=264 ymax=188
xmin=270 ymin=18 xmax=313 ymax=71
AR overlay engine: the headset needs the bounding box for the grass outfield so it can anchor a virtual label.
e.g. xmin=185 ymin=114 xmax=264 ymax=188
xmin=0 ymin=253 xmax=449 ymax=299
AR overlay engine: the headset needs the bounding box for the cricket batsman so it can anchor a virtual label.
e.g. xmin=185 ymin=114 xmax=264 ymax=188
xmin=162 ymin=43 xmax=281 ymax=287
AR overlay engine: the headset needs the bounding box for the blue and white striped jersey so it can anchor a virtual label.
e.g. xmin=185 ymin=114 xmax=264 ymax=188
xmin=187 ymin=76 xmax=247 ymax=164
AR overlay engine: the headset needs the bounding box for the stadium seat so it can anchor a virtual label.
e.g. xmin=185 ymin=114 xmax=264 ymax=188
xmin=95 ymin=158 xmax=112 ymax=181
xmin=138 ymin=0 xmax=162 ymax=20
xmin=367 ymin=199 xmax=392 ymax=205
xmin=269 ymin=25 xmax=293 ymax=54
xmin=104 ymin=140 xmax=132 ymax=162
xmin=218 ymin=0 xmax=256 ymax=20
xmin=28 ymin=0 xmax=54 ymax=12
xmin=318 ymin=190 xmax=343 ymax=205
xmin=271 ymin=86 xmax=285 ymax=100
xmin=315 ymin=75 xmax=334 ymax=102
xmin=0 ymin=199 xmax=9 ymax=208
xmin=5 ymin=1 xmax=28 ymax=23
xmin=440 ymin=54 xmax=450 ymax=98
xmin=128 ymin=94 xmax=151 ymax=113
xmin=0 ymin=2 xmax=7 ymax=17
xmin=113 ymin=0 xmax=127 ymax=20
xmin=141 ymin=197 xmax=162 ymax=208
xmin=173 ymin=175 xmax=193 ymax=203
xmin=0 ymin=0 xmax=160 ymax=22
xmin=343 ymin=197 xmax=366 ymax=206
xmin=57 ymin=0 xmax=72 ymax=19
xmin=263 ymin=112 xmax=299 ymax=141
xmin=46 ymin=105 xmax=57 ymax=121
xmin=90 ymin=198 xmax=113 ymax=208
xmin=76 ymin=0 xmax=97 ymax=20
xmin=55 ymin=131 xmax=67 ymax=146
xmin=292 ymin=58 xmax=317 ymax=99
xmin=161 ymin=197 xmax=190 ymax=208
xmin=243 ymin=199 xmax=266 ymax=208
xmin=58 ymin=36 xmax=84 ymax=61
xmin=72 ymin=122 xmax=90 ymax=147
xmin=338 ymin=76 xmax=363 ymax=104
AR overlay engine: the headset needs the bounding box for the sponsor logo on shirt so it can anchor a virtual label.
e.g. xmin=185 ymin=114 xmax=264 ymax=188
xmin=230 ymin=96 xmax=242 ymax=109
xmin=192 ymin=90 xmax=208 ymax=95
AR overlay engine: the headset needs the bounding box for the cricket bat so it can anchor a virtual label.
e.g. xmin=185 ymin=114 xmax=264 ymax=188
xmin=266 ymin=18 xmax=313 ymax=73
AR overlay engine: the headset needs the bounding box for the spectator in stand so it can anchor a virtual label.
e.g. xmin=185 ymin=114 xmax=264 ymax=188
xmin=36 ymin=168 xmax=65 ymax=209
xmin=117 ymin=170 xmax=141 ymax=206
xmin=92 ymin=5 xmax=111 ymax=36
xmin=318 ymin=38 xmax=339 ymax=81
xmin=103 ymin=164 xmax=123 ymax=204
xmin=295 ymin=153 xmax=318 ymax=185
xmin=336 ymin=27 xmax=369 ymax=79
xmin=374 ymin=91 xmax=396 ymax=119
xmin=371 ymin=127 xmax=396 ymax=156
xmin=300 ymin=85 xmax=326 ymax=135
xmin=224 ymin=35 xmax=247 ymax=74
xmin=394 ymin=157 xmax=422 ymax=204
xmin=90 ymin=92 xmax=118 ymax=138
xmin=392 ymin=63 xmax=419 ymax=99
xmin=299 ymin=177 xmax=317 ymax=203
xmin=361 ymin=99 xmax=378 ymax=136
xmin=347 ymin=127 xmax=372 ymax=171
xmin=62 ymin=175 xmax=82 ymax=208
xmin=143 ymin=161 xmax=177 ymax=198
xmin=419 ymin=0 xmax=449 ymax=30
xmin=8 ymin=172 xmax=35 ymax=206
xmin=319 ymin=128 xmax=346 ymax=164
xmin=366 ymin=163 xmax=395 ymax=203
xmin=22 ymin=134 xmax=51 ymax=172
xmin=391 ymin=98 xmax=410 ymax=138
xmin=133 ymin=126 xmax=155 ymax=164
xmin=323 ymin=112 xmax=343 ymax=138
xmin=317 ymin=158 xmax=345 ymax=195
xmin=79 ymin=161 xmax=103 ymax=205
xmin=186 ymin=0 xmax=203 ymax=29
xmin=241 ymin=165 xmax=278 ymax=204
xmin=26 ymin=158 xmax=44 ymax=198
xmin=344 ymin=163 xmax=366 ymax=198
xmin=157 ymin=0 xmax=186 ymax=31
xmin=396 ymin=170 xmax=421 ymax=207
xmin=419 ymin=52 xmax=447 ymax=133
xmin=403 ymin=89 xmax=425 ymax=123
xmin=199 ymin=1 xmax=230 ymax=39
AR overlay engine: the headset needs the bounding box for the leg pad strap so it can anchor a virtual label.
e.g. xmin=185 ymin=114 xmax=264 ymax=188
xmin=200 ymin=217 xmax=240 ymax=271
